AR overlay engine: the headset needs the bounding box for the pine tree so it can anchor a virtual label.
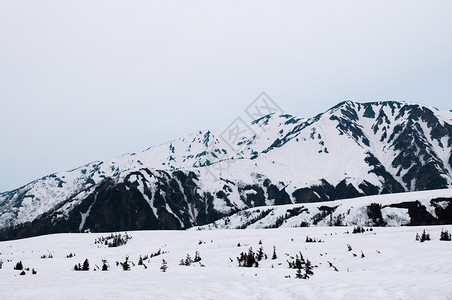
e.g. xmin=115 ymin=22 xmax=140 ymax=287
xmin=82 ymin=259 xmax=89 ymax=271
xmin=121 ymin=257 xmax=130 ymax=271
xmin=420 ymin=230 xmax=430 ymax=242
xmin=184 ymin=254 xmax=193 ymax=266
xmin=194 ymin=251 xmax=201 ymax=263
xmin=256 ymin=246 xmax=264 ymax=261
xmin=160 ymin=259 xmax=168 ymax=272
xmin=304 ymin=259 xmax=314 ymax=279
xmin=272 ymin=246 xmax=277 ymax=260
xmin=14 ymin=261 xmax=23 ymax=270
xmin=102 ymin=259 xmax=109 ymax=271
xmin=440 ymin=229 xmax=452 ymax=241
xmin=295 ymin=268 xmax=303 ymax=279
xmin=247 ymin=248 xmax=257 ymax=267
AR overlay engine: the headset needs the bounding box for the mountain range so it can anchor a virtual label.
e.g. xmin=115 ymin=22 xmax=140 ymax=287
xmin=1 ymin=100 xmax=452 ymax=240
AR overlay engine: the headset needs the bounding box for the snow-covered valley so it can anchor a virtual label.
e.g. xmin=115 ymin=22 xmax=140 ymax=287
xmin=0 ymin=225 xmax=451 ymax=299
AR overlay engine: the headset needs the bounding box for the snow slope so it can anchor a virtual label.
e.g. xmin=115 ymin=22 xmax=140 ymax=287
xmin=0 ymin=226 xmax=451 ymax=299
xmin=194 ymin=189 xmax=452 ymax=230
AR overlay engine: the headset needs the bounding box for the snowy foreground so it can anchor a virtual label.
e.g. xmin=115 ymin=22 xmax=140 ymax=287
xmin=0 ymin=226 xmax=451 ymax=299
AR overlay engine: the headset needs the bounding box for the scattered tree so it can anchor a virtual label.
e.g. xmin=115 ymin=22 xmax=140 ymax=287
xmin=160 ymin=259 xmax=168 ymax=272
xmin=440 ymin=229 xmax=451 ymax=241
xmin=194 ymin=251 xmax=202 ymax=263
xmin=237 ymin=247 xmax=258 ymax=267
xmin=288 ymin=252 xmax=314 ymax=279
xmin=14 ymin=261 xmax=23 ymax=270
xmin=352 ymin=226 xmax=365 ymax=234
xmin=420 ymin=230 xmax=430 ymax=242
xmin=272 ymin=246 xmax=277 ymax=260
xmin=256 ymin=246 xmax=265 ymax=261
xmin=305 ymin=236 xmax=323 ymax=243
xmin=150 ymin=249 xmax=165 ymax=258
xmin=94 ymin=233 xmax=132 ymax=248
xmin=82 ymin=259 xmax=90 ymax=271
xmin=102 ymin=259 xmax=109 ymax=271
xmin=120 ymin=257 xmax=130 ymax=271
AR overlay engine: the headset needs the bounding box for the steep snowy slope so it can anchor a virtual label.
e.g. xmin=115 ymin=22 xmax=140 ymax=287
xmin=1 ymin=101 xmax=452 ymax=240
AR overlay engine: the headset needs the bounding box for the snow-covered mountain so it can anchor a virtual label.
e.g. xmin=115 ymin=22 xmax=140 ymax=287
xmin=1 ymin=100 xmax=452 ymax=240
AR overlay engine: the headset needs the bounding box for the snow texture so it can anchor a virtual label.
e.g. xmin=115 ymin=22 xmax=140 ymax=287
xmin=0 ymin=226 xmax=451 ymax=299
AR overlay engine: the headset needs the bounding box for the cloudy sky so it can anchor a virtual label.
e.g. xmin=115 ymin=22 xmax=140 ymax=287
xmin=1 ymin=1 xmax=451 ymax=192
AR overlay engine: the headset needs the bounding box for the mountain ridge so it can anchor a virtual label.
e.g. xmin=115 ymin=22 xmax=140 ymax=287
xmin=1 ymin=100 xmax=452 ymax=240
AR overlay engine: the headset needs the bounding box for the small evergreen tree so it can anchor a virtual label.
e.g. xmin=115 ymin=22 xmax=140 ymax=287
xmin=237 ymin=247 xmax=258 ymax=267
xmin=420 ymin=230 xmax=430 ymax=242
xmin=440 ymin=229 xmax=452 ymax=241
xmin=256 ymin=246 xmax=265 ymax=261
xmin=353 ymin=226 xmax=365 ymax=234
xmin=14 ymin=261 xmax=23 ymax=270
xmin=82 ymin=259 xmax=90 ymax=271
xmin=102 ymin=259 xmax=109 ymax=271
xmin=295 ymin=267 xmax=303 ymax=279
xmin=160 ymin=259 xmax=168 ymax=272
xmin=272 ymin=246 xmax=277 ymax=260
xmin=303 ymin=259 xmax=314 ymax=279
xmin=32 ymin=268 xmax=37 ymax=275
xmin=121 ymin=257 xmax=130 ymax=271
xmin=194 ymin=251 xmax=201 ymax=263
xmin=184 ymin=254 xmax=193 ymax=266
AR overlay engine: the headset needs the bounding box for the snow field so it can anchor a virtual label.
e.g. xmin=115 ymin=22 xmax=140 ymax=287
xmin=0 ymin=226 xmax=451 ymax=299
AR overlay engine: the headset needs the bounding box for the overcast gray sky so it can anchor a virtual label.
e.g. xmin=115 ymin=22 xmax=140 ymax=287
xmin=1 ymin=1 xmax=451 ymax=192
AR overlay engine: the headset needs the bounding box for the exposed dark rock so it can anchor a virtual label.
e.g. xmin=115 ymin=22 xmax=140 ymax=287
xmin=388 ymin=201 xmax=438 ymax=225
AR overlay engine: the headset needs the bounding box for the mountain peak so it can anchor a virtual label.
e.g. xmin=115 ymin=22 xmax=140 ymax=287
xmin=1 ymin=100 xmax=451 ymax=240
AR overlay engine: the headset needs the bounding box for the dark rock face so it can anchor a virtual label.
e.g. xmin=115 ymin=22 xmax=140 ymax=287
xmin=387 ymin=198 xmax=452 ymax=225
